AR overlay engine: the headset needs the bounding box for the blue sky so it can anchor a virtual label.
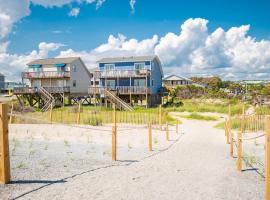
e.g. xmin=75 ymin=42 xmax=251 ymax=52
xmin=1 ymin=0 xmax=270 ymax=80
xmin=8 ymin=0 xmax=270 ymax=54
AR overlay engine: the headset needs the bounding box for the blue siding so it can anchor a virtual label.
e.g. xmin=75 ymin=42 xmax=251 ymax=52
xmin=101 ymin=78 xmax=150 ymax=87
xmin=99 ymin=61 xmax=151 ymax=71
xmin=98 ymin=57 xmax=163 ymax=95
xmin=150 ymin=58 xmax=163 ymax=94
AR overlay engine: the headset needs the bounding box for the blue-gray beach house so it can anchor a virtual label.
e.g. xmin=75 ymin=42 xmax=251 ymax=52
xmin=89 ymin=56 xmax=163 ymax=110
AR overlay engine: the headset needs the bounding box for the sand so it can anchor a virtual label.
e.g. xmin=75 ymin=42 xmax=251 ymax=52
xmin=0 ymin=115 xmax=264 ymax=200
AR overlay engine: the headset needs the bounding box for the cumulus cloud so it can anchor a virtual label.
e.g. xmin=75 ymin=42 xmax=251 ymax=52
xmin=1 ymin=17 xmax=270 ymax=81
xmin=0 ymin=42 xmax=64 ymax=81
xmin=68 ymin=7 xmax=80 ymax=17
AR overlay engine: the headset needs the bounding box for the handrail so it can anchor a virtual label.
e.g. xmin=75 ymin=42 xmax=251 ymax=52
xmin=39 ymin=87 xmax=55 ymax=112
xmin=22 ymin=71 xmax=71 ymax=78
xmin=88 ymin=86 xmax=149 ymax=95
xmin=14 ymin=86 xmax=70 ymax=94
xmin=105 ymin=89 xmax=134 ymax=111
xmin=94 ymin=69 xmax=150 ymax=78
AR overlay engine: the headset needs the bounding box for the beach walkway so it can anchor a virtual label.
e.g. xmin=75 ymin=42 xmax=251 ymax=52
xmin=6 ymin=118 xmax=263 ymax=200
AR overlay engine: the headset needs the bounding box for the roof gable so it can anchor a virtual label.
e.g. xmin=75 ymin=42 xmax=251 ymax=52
xmin=163 ymin=75 xmax=191 ymax=81
xmin=27 ymin=57 xmax=80 ymax=66
xmin=97 ymin=55 xmax=156 ymax=63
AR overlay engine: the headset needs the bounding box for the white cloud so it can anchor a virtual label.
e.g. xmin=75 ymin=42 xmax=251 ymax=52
xmin=1 ymin=16 xmax=270 ymax=81
xmin=0 ymin=42 xmax=64 ymax=81
xmin=68 ymin=7 xmax=80 ymax=17
xmin=0 ymin=0 xmax=31 ymax=39
xmin=130 ymin=0 xmax=136 ymax=13
xmin=38 ymin=42 xmax=65 ymax=57
xmin=0 ymin=0 xmax=106 ymax=40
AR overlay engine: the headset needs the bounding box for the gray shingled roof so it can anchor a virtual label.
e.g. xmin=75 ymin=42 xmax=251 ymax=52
xmin=27 ymin=57 xmax=80 ymax=65
xmin=97 ymin=56 xmax=156 ymax=63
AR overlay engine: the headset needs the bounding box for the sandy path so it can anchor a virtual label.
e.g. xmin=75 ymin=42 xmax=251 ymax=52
xmin=3 ymin=118 xmax=263 ymax=200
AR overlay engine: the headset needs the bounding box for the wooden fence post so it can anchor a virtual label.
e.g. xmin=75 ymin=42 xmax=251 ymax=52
xmin=9 ymin=102 xmax=13 ymax=124
xmin=112 ymin=104 xmax=117 ymax=161
xmin=236 ymin=130 xmax=242 ymax=171
xmin=265 ymin=116 xmax=270 ymax=200
xmin=230 ymin=131 xmax=234 ymax=157
xmin=0 ymin=103 xmax=10 ymax=184
xmin=49 ymin=104 xmax=53 ymax=123
xmin=76 ymin=102 xmax=81 ymax=124
xmin=148 ymin=122 xmax=152 ymax=151
xmin=159 ymin=104 xmax=162 ymax=130
xmin=166 ymin=123 xmax=169 ymax=141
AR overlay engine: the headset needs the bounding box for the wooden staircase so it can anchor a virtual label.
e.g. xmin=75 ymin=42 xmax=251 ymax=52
xmin=105 ymin=89 xmax=134 ymax=111
xmin=39 ymin=87 xmax=55 ymax=112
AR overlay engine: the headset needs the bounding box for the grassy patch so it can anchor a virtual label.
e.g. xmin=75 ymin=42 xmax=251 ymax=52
xmin=179 ymin=113 xmax=219 ymax=121
xmin=165 ymin=99 xmax=246 ymax=115
xmin=255 ymin=106 xmax=270 ymax=115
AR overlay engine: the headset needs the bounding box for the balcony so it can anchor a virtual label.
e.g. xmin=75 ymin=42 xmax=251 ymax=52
xmin=22 ymin=71 xmax=71 ymax=79
xmin=14 ymin=86 xmax=70 ymax=94
xmin=93 ymin=69 xmax=150 ymax=79
xmin=89 ymin=86 xmax=150 ymax=95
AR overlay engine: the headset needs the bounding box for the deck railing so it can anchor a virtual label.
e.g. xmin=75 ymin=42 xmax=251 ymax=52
xmin=14 ymin=86 xmax=70 ymax=94
xmin=22 ymin=71 xmax=71 ymax=79
xmin=93 ymin=69 xmax=150 ymax=78
xmin=89 ymin=86 xmax=149 ymax=95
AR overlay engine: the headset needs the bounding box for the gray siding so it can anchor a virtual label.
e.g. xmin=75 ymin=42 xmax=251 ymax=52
xmin=69 ymin=59 xmax=91 ymax=94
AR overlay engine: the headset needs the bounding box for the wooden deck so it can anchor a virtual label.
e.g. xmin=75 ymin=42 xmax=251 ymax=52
xmin=13 ymin=86 xmax=71 ymax=95
xmin=93 ymin=69 xmax=150 ymax=78
xmin=89 ymin=86 xmax=150 ymax=95
xmin=22 ymin=71 xmax=71 ymax=79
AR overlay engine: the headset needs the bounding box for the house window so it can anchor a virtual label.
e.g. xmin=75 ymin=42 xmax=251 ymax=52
xmin=33 ymin=67 xmax=42 ymax=73
xmin=134 ymin=63 xmax=145 ymax=71
xmin=72 ymin=65 xmax=76 ymax=72
xmin=106 ymin=80 xmax=116 ymax=89
xmin=152 ymin=80 xmax=154 ymax=86
xmin=104 ymin=64 xmax=115 ymax=71
xmin=91 ymin=81 xmax=94 ymax=86
xmin=134 ymin=79 xmax=146 ymax=87
xmin=73 ymin=80 xmax=76 ymax=87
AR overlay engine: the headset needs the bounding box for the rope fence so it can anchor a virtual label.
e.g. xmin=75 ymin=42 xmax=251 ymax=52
xmin=0 ymin=102 xmax=182 ymax=185
xmin=225 ymin=104 xmax=270 ymax=200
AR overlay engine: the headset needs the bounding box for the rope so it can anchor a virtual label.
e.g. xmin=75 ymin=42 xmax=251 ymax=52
xmin=241 ymin=134 xmax=265 ymax=141
xmin=9 ymin=113 xmax=167 ymax=133
xmin=9 ymin=113 xmax=112 ymax=133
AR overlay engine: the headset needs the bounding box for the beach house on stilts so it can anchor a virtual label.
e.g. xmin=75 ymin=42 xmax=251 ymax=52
xmin=88 ymin=56 xmax=164 ymax=110
xmin=14 ymin=57 xmax=92 ymax=111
